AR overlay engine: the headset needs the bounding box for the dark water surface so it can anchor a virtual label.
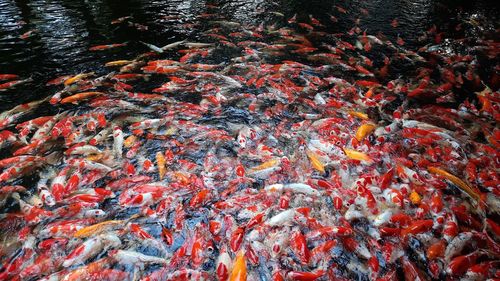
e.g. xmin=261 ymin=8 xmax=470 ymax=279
xmin=0 ymin=0 xmax=498 ymax=111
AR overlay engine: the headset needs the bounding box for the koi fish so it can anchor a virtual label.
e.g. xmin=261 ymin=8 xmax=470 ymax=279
xmin=60 ymin=92 xmax=104 ymax=104
xmin=306 ymin=149 xmax=326 ymax=173
xmin=0 ymin=74 xmax=19 ymax=81
xmin=428 ymin=167 xmax=482 ymax=203
xmin=105 ymin=60 xmax=135 ymax=67
xmin=73 ymin=220 xmax=124 ymax=238
xmin=89 ymin=43 xmax=127 ymax=51
xmin=229 ymin=251 xmax=247 ymax=281
xmin=0 ymin=78 xmax=33 ymax=91
xmin=355 ymin=123 xmax=376 ymax=141
xmin=156 ymin=151 xmax=166 ymax=180
xmin=343 ymin=148 xmax=371 ymax=162
xmin=64 ymin=72 xmax=95 ymax=86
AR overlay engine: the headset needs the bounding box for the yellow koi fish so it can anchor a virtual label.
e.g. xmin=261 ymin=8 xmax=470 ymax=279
xmin=156 ymin=151 xmax=166 ymax=180
xmin=248 ymin=158 xmax=279 ymax=173
xmin=230 ymin=250 xmax=247 ymax=281
xmin=74 ymin=220 xmax=123 ymax=238
xmin=348 ymin=110 xmax=369 ymax=120
xmin=105 ymin=60 xmax=134 ymax=67
xmin=64 ymin=72 xmax=95 ymax=86
xmin=428 ymin=166 xmax=481 ymax=203
xmin=343 ymin=148 xmax=371 ymax=162
xmin=355 ymin=123 xmax=376 ymax=141
xmin=306 ymin=150 xmax=325 ymax=173
xmin=123 ymin=135 xmax=137 ymax=148
xmin=86 ymin=153 xmax=103 ymax=162
xmin=409 ymin=190 xmax=421 ymax=205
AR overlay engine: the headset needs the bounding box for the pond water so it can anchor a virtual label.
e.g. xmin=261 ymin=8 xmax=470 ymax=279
xmin=0 ymin=0 xmax=498 ymax=110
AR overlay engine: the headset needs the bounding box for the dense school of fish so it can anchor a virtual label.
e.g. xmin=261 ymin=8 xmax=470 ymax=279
xmin=0 ymin=2 xmax=499 ymax=281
